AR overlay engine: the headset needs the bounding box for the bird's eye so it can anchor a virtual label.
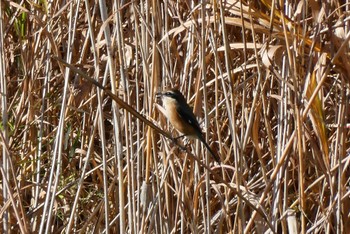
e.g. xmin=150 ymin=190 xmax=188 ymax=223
xmin=165 ymin=92 xmax=173 ymax=96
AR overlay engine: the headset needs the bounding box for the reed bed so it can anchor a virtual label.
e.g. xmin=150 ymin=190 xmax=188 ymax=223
xmin=1 ymin=0 xmax=350 ymax=233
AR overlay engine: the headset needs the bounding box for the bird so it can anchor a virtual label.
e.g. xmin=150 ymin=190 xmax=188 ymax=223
xmin=156 ymin=88 xmax=221 ymax=163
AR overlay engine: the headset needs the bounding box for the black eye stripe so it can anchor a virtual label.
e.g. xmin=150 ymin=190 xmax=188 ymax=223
xmin=164 ymin=91 xmax=176 ymax=98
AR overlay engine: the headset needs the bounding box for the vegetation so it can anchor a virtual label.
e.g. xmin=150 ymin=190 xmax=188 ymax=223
xmin=1 ymin=0 xmax=349 ymax=233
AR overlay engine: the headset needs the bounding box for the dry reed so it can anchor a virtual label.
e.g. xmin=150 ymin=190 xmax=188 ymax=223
xmin=1 ymin=0 xmax=350 ymax=233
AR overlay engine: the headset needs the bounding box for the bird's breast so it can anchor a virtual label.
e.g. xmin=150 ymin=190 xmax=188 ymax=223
xmin=162 ymin=98 xmax=196 ymax=136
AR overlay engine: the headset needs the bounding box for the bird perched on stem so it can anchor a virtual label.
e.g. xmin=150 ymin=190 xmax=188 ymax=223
xmin=156 ymin=88 xmax=221 ymax=163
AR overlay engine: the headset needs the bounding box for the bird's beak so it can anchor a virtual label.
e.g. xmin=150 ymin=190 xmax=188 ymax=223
xmin=155 ymin=92 xmax=162 ymax=98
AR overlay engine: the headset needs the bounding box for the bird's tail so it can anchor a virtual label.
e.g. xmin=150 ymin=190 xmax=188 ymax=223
xmin=198 ymin=135 xmax=221 ymax=164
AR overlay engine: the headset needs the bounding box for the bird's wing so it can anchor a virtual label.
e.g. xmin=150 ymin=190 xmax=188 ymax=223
xmin=176 ymin=103 xmax=221 ymax=163
xmin=175 ymin=103 xmax=202 ymax=134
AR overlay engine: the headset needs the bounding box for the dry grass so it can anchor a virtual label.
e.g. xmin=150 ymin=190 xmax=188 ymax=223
xmin=1 ymin=0 xmax=350 ymax=233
